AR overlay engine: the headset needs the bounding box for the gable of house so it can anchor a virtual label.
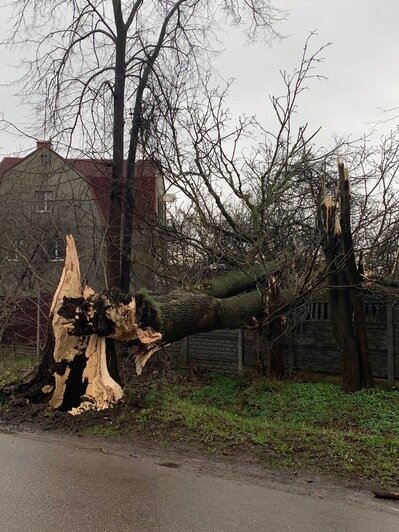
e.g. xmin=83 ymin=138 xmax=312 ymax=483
xmin=0 ymin=141 xmax=165 ymax=294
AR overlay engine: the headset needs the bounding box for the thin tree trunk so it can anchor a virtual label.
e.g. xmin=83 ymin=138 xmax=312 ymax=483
xmin=107 ymin=15 xmax=127 ymax=289
xmin=121 ymin=0 xmax=188 ymax=293
xmin=257 ymin=277 xmax=285 ymax=379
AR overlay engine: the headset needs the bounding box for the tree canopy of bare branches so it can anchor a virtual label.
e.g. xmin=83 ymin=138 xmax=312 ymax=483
xmin=3 ymin=0 xmax=284 ymax=292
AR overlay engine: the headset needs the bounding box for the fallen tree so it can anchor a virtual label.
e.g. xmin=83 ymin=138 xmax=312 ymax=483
xmin=5 ymin=235 xmax=268 ymax=414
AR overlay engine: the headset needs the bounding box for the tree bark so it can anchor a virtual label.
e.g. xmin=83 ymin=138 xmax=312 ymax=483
xmin=266 ymin=279 xmax=285 ymax=379
xmin=256 ymin=276 xmax=285 ymax=379
xmin=327 ymin=266 xmax=361 ymax=393
xmin=157 ymin=289 xmax=263 ymax=343
xmin=203 ymin=262 xmax=280 ymax=299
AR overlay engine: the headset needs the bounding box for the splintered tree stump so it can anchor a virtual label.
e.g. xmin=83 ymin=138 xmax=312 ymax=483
xmin=44 ymin=235 xmax=124 ymax=413
xmin=47 ymin=235 xmax=163 ymax=413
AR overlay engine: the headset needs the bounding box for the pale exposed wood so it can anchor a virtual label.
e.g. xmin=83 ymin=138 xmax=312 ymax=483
xmin=98 ymin=295 xmax=163 ymax=374
xmin=49 ymin=235 xmax=82 ymax=409
xmin=49 ymin=369 xmax=71 ymax=409
xmin=107 ymin=298 xmax=137 ymax=341
xmin=106 ymin=297 xmax=163 ymax=346
xmin=50 ymin=235 xmax=81 ymax=316
xmin=135 ymin=344 xmax=162 ymax=376
xmin=69 ymin=335 xmax=123 ymax=415
xmin=51 ymin=235 xmax=82 ymax=363
xmin=83 ymin=285 xmax=95 ymax=299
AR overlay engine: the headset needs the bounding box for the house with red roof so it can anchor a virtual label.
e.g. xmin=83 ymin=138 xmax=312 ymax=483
xmin=0 ymin=140 xmax=165 ymax=347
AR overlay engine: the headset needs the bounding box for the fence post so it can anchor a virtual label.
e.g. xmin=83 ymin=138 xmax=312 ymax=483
xmin=287 ymin=335 xmax=295 ymax=375
xmin=237 ymin=329 xmax=243 ymax=375
xmin=36 ymin=285 xmax=41 ymax=358
xmin=386 ymin=301 xmax=395 ymax=388
xmin=182 ymin=336 xmax=189 ymax=367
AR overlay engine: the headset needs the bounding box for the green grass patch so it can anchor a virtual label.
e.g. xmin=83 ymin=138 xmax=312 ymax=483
xmin=0 ymin=352 xmax=38 ymax=388
xmin=132 ymin=373 xmax=399 ymax=485
xmin=82 ymin=424 xmax=121 ymax=437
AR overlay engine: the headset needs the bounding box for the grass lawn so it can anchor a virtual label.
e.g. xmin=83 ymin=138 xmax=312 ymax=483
xmin=126 ymin=373 xmax=399 ymax=486
xmin=0 ymin=351 xmax=38 ymax=388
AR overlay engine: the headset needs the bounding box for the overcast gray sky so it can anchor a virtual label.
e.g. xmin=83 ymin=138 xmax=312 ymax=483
xmin=217 ymin=0 xmax=399 ymax=147
xmin=0 ymin=0 xmax=398 ymax=155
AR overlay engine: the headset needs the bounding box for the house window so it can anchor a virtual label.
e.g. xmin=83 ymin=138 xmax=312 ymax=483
xmin=35 ymin=191 xmax=53 ymax=212
xmin=7 ymin=239 xmax=23 ymax=262
xmin=40 ymin=153 xmax=49 ymax=165
xmin=49 ymin=241 xmax=64 ymax=262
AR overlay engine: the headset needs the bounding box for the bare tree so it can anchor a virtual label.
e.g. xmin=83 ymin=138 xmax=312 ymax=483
xmin=145 ymin=37 xmax=399 ymax=388
xmin=136 ymin=38 xmax=334 ymax=375
xmin=3 ymin=0 xmax=284 ymax=292
xmin=0 ymin=40 xmax=338 ymax=409
xmin=148 ymin=40 xmax=327 ymax=273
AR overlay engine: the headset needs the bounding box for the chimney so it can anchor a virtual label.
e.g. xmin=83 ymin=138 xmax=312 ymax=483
xmin=36 ymin=140 xmax=53 ymax=150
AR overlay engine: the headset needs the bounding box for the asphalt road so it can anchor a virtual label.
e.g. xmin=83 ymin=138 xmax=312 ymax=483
xmin=0 ymin=430 xmax=398 ymax=532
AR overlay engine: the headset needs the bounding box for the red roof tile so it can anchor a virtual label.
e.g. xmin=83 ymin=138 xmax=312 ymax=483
xmin=66 ymin=158 xmax=158 ymax=220
xmin=0 ymin=156 xmax=24 ymax=174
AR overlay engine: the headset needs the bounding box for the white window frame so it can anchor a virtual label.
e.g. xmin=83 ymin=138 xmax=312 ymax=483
xmin=49 ymin=241 xmax=64 ymax=262
xmin=7 ymin=239 xmax=23 ymax=262
xmin=35 ymin=190 xmax=53 ymax=213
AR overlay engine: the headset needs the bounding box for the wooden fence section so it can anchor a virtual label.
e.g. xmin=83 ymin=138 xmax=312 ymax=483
xmin=168 ymin=299 xmax=398 ymax=382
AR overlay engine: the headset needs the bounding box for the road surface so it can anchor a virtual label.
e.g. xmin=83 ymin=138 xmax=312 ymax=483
xmin=0 ymin=430 xmax=398 ymax=531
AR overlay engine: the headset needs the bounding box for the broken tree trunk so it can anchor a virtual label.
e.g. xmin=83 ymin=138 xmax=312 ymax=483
xmin=58 ymin=285 xmax=264 ymax=378
xmin=3 ymin=236 xmax=124 ymax=413
xmin=322 ymin=191 xmax=361 ymax=392
xmin=338 ymin=163 xmax=374 ymax=389
xmin=321 ymin=164 xmax=374 ymax=392
xmin=5 ymin=235 xmax=267 ymax=414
